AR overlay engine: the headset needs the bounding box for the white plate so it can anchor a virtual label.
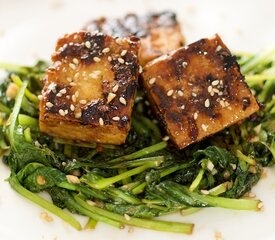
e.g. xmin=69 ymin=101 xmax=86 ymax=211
xmin=0 ymin=0 xmax=275 ymax=239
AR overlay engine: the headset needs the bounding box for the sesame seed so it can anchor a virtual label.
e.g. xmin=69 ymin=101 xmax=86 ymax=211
xmin=257 ymin=201 xmax=264 ymax=210
xmin=192 ymin=92 xmax=197 ymax=97
xmin=116 ymin=38 xmax=123 ymax=45
xmin=69 ymin=63 xmax=76 ymax=70
xmin=219 ymin=100 xmax=226 ymax=108
xmin=89 ymin=73 xmax=99 ymax=79
xmin=124 ymin=214 xmax=131 ymax=221
xmin=59 ymin=109 xmax=66 ymax=116
xmin=119 ymin=97 xmax=127 ymax=105
xmin=93 ymin=57 xmax=101 ymax=62
xmin=149 ymin=78 xmax=156 ymax=85
xmin=56 ymin=93 xmax=62 ymax=97
xmin=205 ymin=98 xmax=210 ymax=108
xmin=212 ymin=80 xmax=220 ymax=86
xmin=102 ymin=47 xmax=110 ymax=53
xmin=207 ymin=160 xmax=214 ymax=171
xmin=85 ymin=41 xmax=91 ymax=48
xmin=108 ymin=56 xmax=112 ymax=62
xmin=99 ymin=118 xmax=104 ymax=126
xmin=67 ymin=77 xmax=72 ymax=82
xmin=46 ymin=102 xmax=53 ymax=108
xmin=79 ymin=99 xmax=87 ymax=104
xmin=201 ymin=124 xmax=208 ymax=132
xmin=38 ymin=95 xmax=43 ymax=100
xmin=73 ymin=58 xmax=79 ymax=65
xmin=216 ymin=45 xmax=222 ymax=52
xmin=208 ymin=85 xmax=213 ymax=93
xmin=75 ymin=111 xmax=82 ymax=119
xmin=94 ymin=70 xmax=101 ymax=75
xmin=74 ymin=72 xmax=80 ymax=79
xmin=118 ymin=58 xmax=125 ymax=64
xmin=200 ymin=190 xmax=209 ymax=195
xmin=107 ymin=93 xmax=116 ymax=103
xmin=178 ymin=90 xmax=184 ymax=96
xmin=139 ymin=65 xmax=143 ymax=74
xmin=75 ymin=91 xmax=79 ymax=98
xmin=112 ymin=116 xmax=120 ymax=121
xmin=34 ymin=140 xmax=41 ymax=147
xmin=182 ymin=61 xmax=188 ymax=67
xmin=70 ymin=82 xmax=77 ymax=86
xmin=194 ymin=112 xmax=198 ymax=120
xmin=220 ymin=80 xmax=223 ymax=85
xmin=167 ymin=90 xmax=174 ymax=96
xmin=60 ymin=88 xmax=66 ymax=94
xmin=64 ymin=110 xmax=68 ymax=115
xmin=162 ymin=136 xmax=170 ymax=141
xmin=72 ymin=95 xmax=76 ymax=102
xmin=112 ymin=84 xmax=119 ymax=93
xmin=213 ymin=88 xmax=219 ymax=93
xmin=70 ymin=104 xmax=75 ymax=111
xmin=180 ymin=105 xmax=185 ymax=110
xmin=121 ymin=50 xmax=127 ymax=56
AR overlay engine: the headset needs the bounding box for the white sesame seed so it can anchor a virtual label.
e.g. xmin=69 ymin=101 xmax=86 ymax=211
xmin=112 ymin=84 xmax=119 ymax=93
xmin=112 ymin=116 xmax=120 ymax=121
xmin=182 ymin=61 xmax=188 ymax=68
xmin=167 ymin=89 xmax=174 ymax=96
xmin=75 ymin=111 xmax=82 ymax=119
xmin=59 ymin=109 xmax=65 ymax=116
xmin=69 ymin=63 xmax=76 ymax=70
xmin=139 ymin=65 xmax=143 ymax=74
xmin=79 ymin=99 xmax=87 ymax=104
xmin=75 ymin=91 xmax=79 ymax=98
xmin=219 ymin=80 xmax=223 ymax=85
xmin=212 ymin=80 xmax=219 ymax=86
xmin=207 ymin=160 xmax=214 ymax=171
xmin=89 ymin=72 xmax=99 ymax=79
xmin=180 ymin=105 xmax=185 ymax=110
xmin=194 ymin=112 xmax=198 ymax=120
xmin=70 ymin=104 xmax=75 ymax=111
xmin=116 ymin=38 xmax=123 ymax=45
xmin=201 ymin=190 xmax=209 ymax=195
xmin=85 ymin=41 xmax=91 ymax=48
xmin=46 ymin=102 xmax=53 ymax=108
xmin=38 ymin=95 xmax=43 ymax=100
xmin=72 ymin=95 xmax=76 ymax=102
xmin=93 ymin=57 xmax=101 ymax=62
xmin=205 ymin=99 xmax=210 ymax=108
xmin=94 ymin=70 xmax=101 ymax=75
xmin=216 ymin=45 xmax=222 ymax=52
xmin=149 ymin=78 xmax=156 ymax=85
xmin=192 ymin=92 xmax=197 ymax=97
xmin=64 ymin=110 xmax=68 ymax=115
xmin=74 ymin=72 xmax=80 ymax=79
xmin=118 ymin=58 xmax=125 ymax=64
xmin=162 ymin=136 xmax=170 ymax=141
xmin=67 ymin=77 xmax=72 ymax=82
xmin=102 ymin=47 xmax=110 ymax=53
xmin=60 ymin=88 xmax=66 ymax=94
xmin=213 ymin=88 xmax=219 ymax=93
xmin=208 ymin=85 xmax=213 ymax=93
xmin=219 ymin=100 xmax=226 ymax=108
xmin=56 ymin=93 xmax=62 ymax=97
xmin=70 ymin=82 xmax=77 ymax=86
xmin=202 ymin=124 xmax=208 ymax=132
xmin=99 ymin=118 xmax=104 ymax=126
xmin=73 ymin=58 xmax=79 ymax=65
xmin=121 ymin=50 xmax=127 ymax=56
xmin=124 ymin=214 xmax=131 ymax=221
xmin=119 ymin=97 xmax=127 ymax=105
xmin=107 ymin=93 xmax=116 ymax=104
xmin=108 ymin=56 xmax=112 ymax=62
xmin=178 ymin=90 xmax=184 ymax=96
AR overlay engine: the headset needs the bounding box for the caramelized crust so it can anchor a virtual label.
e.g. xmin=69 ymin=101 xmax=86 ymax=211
xmin=84 ymin=11 xmax=185 ymax=66
xmin=39 ymin=32 xmax=139 ymax=145
xmin=141 ymin=34 xmax=260 ymax=149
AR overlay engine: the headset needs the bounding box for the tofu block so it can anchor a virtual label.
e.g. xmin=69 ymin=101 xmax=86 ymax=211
xmin=141 ymin=34 xmax=260 ymax=149
xmin=39 ymin=32 xmax=140 ymax=145
xmin=84 ymin=11 xmax=185 ymax=66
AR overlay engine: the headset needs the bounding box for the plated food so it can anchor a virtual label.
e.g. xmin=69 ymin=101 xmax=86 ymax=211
xmin=0 ymin=10 xmax=274 ymax=236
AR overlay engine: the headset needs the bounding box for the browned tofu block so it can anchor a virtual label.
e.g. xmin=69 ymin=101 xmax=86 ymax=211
xmin=84 ymin=11 xmax=185 ymax=66
xmin=141 ymin=34 xmax=260 ymax=149
xmin=39 ymin=32 xmax=140 ymax=145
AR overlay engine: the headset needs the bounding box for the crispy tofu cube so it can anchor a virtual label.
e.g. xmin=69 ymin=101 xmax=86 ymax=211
xmin=141 ymin=34 xmax=260 ymax=149
xmin=39 ymin=32 xmax=140 ymax=145
xmin=84 ymin=11 xmax=185 ymax=66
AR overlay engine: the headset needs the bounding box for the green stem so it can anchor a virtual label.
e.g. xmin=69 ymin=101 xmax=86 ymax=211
xmin=189 ymin=169 xmax=205 ymax=192
xmin=236 ymin=150 xmax=256 ymax=165
xmin=74 ymin=194 xmax=194 ymax=234
xmin=0 ymin=62 xmax=29 ymax=74
xmin=8 ymin=173 xmax=82 ymax=230
xmin=110 ymin=141 xmax=167 ymax=163
xmin=84 ymin=218 xmax=98 ymax=230
xmin=18 ymin=114 xmax=38 ymax=128
xmin=0 ymin=102 xmax=11 ymax=114
xmin=23 ymin=128 xmax=32 ymax=143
